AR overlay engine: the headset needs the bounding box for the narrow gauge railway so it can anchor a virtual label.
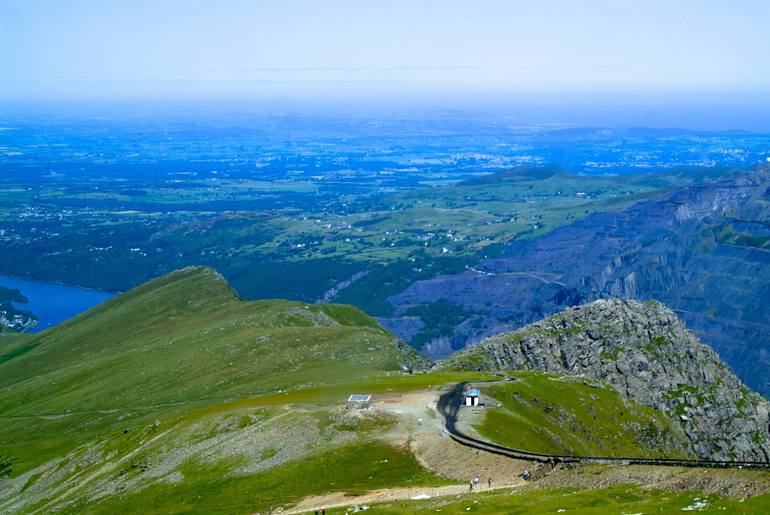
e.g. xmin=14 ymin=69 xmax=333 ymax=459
xmin=438 ymin=381 xmax=770 ymax=470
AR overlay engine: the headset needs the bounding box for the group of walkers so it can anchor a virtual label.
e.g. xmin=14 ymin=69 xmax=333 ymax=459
xmin=468 ymin=457 xmax=560 ymax=491
xmin=468 ymin=474 xmax=493 ymax=491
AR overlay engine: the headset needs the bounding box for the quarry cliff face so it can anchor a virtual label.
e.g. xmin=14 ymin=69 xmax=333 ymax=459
xmin=385 ymin=167 xmax=770 ymax=398
xmin=443 ymin=298 xmax=770 ymax=462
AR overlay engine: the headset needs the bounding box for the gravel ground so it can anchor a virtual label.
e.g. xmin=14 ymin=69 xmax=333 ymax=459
xmin=536 ymin=463 xmax=770 ymax=499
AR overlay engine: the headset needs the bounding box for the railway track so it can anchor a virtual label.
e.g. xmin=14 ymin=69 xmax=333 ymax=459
xmin=438 ymin=381 xmax=770 ymax=470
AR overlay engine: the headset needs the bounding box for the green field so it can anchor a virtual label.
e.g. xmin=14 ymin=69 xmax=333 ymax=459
xmin=472 ymin=372 xmax=694 ymax=459
xmin=0 ymin=167 xmax=717 ymax=318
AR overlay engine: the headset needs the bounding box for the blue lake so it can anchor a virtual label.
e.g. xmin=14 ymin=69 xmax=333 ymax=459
xmin=0 ymin=275 xmax=115 ymax=332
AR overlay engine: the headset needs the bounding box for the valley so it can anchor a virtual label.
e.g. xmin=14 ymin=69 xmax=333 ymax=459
xmin=3 ymin=116 xmax=770 ymax=514
xmin=0 ymin=116 xmax=760 ymax=309
xmin=5 ymin=116 xmax=770 ymax=401
xmin=6 ymin=1 xmax=770 ymax=512
xmin=384 ymin=166 xmax=770 ymax=399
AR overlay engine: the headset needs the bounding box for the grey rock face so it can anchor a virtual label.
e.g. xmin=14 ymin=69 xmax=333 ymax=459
xmin=444 ymin=298 xmax=770 ymax=462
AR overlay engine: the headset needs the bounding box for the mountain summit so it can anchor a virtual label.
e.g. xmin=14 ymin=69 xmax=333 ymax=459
xmin=0 ymin=265 xmax=419 ymax=418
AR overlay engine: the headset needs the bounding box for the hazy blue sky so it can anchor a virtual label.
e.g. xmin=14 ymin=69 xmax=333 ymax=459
xmin=0 ymin=0 xmax=770 ymax=130
xmin=2 ymin=0 xmax=769 ymax=102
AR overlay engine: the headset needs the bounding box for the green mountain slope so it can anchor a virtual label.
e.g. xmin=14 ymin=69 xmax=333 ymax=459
xmin=2 ymin=269 xmax=767 ymax=513
xmin=0 ymin=332 xmax=27 ymax=349
xmin=0 ymin=267 xmax=466 ymax=513
xmin=0 ymin=266 xmax=416 ymax=416
xmin=470 ymin=372 xmax=693 ymax=459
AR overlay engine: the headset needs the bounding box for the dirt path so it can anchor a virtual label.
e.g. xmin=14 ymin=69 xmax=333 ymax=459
xmin=283 ymin=479 xmax=525 ymax=514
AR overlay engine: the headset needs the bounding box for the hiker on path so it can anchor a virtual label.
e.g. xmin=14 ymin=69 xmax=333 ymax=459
xmin=488 ymin=478 xmax=492 ymax=488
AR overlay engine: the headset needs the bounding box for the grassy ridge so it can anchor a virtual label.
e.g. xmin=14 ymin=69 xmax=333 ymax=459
xmin=473 ymin=372 xmax=694 ymax=459
xmin=0 ymin=267 xmax=422 ymax=475
xmin=0 ymin=332 xmax=27 ymax=350
xmin=0 ymin=267 xmax=407 ymax=414
xmin=0 ymin=267 xmax=499 ymax=515
xmin=1 ymin=369 xmax=492 ymax=512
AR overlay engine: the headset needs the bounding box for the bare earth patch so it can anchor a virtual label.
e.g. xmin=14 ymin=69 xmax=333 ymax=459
xmin=411 ymin=428 xmax=533 ymax=484
xmin=374 ymin=386 xmax=534 ymax=484
xmin=282 ymin=386 xmax=535 ymax=514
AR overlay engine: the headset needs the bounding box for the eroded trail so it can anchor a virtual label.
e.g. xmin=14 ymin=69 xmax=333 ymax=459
xmin=284 ymin=480 xmax=525 ymax=514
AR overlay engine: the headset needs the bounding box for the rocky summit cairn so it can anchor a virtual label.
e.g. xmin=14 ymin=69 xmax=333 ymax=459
xmin=444 ymin=298 xmax=770 ymax=462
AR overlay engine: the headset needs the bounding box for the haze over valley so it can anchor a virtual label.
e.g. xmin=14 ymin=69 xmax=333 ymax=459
xmin=3 ymin=1 xmax=770 ymax=513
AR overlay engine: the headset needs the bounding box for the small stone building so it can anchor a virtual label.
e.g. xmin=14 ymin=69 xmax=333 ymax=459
xmin=347 ymin=394 xmax=372 ymax=410
xmin=464 ymin=387 xmax=480 ymax=407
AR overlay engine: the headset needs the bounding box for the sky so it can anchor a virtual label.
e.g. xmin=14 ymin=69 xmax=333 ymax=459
xmin=2 ymin=0 xmax=770 ymax=120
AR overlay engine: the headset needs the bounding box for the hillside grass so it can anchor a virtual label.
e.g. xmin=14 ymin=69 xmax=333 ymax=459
xmin=358 ymin=485 xmax=770 ymax=514
xmin=0 ymin=267 xmax=503 ymax=514
xmin=0 ymin=332 xmax=29 ymax=362
xmin=0 ymin=332 xmax=26 ymax=346
xmin=473 ymin=372 xmax=693 ymax=459
xmin=1 ymin=369 xmax=495 ymax=478
xmin=0 ymin=267 xmax=413 ymax=415
xmin=75 ymin=441 xmax=452 ymax=514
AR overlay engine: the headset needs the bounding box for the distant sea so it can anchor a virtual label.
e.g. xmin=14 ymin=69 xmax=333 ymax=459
xmin=0 ymin=274 xmax=114 ymax=332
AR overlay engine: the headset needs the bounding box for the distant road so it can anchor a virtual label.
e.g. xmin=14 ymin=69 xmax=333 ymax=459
xmin=467 ymin=268 xmax=567 ymax=286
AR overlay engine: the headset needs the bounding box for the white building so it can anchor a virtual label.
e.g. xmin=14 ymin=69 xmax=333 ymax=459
xmin=464 ymin=388 xmax=481 ymax=407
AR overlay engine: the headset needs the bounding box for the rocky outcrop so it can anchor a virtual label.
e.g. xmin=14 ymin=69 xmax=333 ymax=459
xmin=443 ymin=298 xmax=770 ymax=462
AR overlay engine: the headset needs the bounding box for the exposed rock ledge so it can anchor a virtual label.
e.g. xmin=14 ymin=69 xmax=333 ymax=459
xmin=442 ymin=298 xmax=770 ymax=462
